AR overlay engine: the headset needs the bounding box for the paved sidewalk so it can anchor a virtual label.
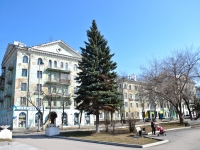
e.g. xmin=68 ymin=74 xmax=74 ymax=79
xmin=0 ymin=142 xmax=41 ymax=150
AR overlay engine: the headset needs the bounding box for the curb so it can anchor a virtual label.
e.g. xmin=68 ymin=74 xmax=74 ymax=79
xmin=53 ymin=135 xmax=169 ymax=148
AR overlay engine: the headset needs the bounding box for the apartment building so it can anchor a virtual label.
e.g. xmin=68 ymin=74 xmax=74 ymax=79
xmin=0 ymin=40 xmax=94 ymax=129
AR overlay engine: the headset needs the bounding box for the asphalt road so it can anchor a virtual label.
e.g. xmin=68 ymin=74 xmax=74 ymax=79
xmin=1 ymin=127 xmax=200 ymax=150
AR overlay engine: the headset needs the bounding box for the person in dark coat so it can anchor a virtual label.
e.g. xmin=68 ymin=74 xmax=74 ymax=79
xmin=151 ymin=120 xmax=156 ymax=135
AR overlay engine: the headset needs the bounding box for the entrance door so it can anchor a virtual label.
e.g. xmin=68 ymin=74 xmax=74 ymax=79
xmin=35 ymin=112 xmax=43 ymax=127
xmin=85 ymin=113 xmax=90 ymax=125
xmin=74 ymin=113 xmax=79 ymax=125
xmin=19 ymin=112 xmax=26 ymax=128
xmin=62 ymin=112 xmax=68 ymax=126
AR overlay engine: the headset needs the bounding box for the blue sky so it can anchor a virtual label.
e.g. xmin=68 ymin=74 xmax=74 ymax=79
xmin=1 ymin=1 xmax=200 ymax=77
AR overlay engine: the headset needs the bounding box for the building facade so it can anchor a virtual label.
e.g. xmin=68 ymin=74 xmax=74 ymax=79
xmin=0 ymin=40 xmax=94 ymax=129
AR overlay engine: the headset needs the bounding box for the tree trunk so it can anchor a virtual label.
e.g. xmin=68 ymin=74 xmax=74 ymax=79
xmin=79 ymin=110 xmax=82 ymax=129
xmin=96 ymin=110 xmax=99 ymax=133
xmin=111 ymin=111 xmax=113 ymax=126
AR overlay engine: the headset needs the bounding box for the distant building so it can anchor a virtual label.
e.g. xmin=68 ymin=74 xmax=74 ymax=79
xmin=0 ymin=40 xmax=94 ymax=129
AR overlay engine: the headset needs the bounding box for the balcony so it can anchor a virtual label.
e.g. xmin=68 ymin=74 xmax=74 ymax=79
xmin=4 ymin=92 xmax=12 ymax=98
xmin=45 ymin=93 xmax=61 ymax=98
xmin=34 ymin=90 xmax=44 ymax=95
xmin=62 ymin=93 xmax=70 ymax=98
xmin=46 ymin=67 xmax=71 ymax=74
xmin=7 ymin=78 xmax=13 ymax=85
xmin=8 ymin=65 xmax=14 ymax=71
xmin=129 ymin=98 xmax=133 ymax=101
xmin=0 ymin=84 xmax=4 ymax=90
xmin=60 ymin=79 xmax=70 ymax=85
xmin=0 ymin=73 xmax=5 ymax=79
xmin=46 ymin=78 xmax=59 ymax=84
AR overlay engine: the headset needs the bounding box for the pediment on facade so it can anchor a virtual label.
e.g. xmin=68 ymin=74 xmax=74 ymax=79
xmin=32 ymin=40 xmax=81 ymax=58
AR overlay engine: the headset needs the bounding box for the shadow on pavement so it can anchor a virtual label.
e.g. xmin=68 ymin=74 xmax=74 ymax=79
xmin=13 ymin=134 xmax=52 ymax=139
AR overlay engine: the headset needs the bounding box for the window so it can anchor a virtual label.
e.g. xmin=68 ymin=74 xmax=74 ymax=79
xmin=23 ymin=56 xmax=28 ymax=63
xmin=48 ymin=87 xmax=51 ymax=94
xmin=124 ymin=93 xmax=127 ymax=98
xmin=131 ymin=112 xmax=134 ymax=118
xmin=22 ymin=69 xmax=27 ymax=77
xmin=99 ymin=113 xmax=103 ymax=119
xmin=65 ymin=101 xmax=69 ymax=106
xmin=37 ymin=84 xmax=42 ymax=91
xmin=74 ymin=87 xmax=78 ymax=94
xmin=124 ymin=84 xmax=127 ymax=89
xmin=74 ymin=99 xmax=77 ymax=106
xmin=48 ymin=60 xmax=52 ymax=68
xmin=21 ymin=83 xmax=27 ymax=91
xmin=135 ymin=86 xmax=137 ymax=91
xmin=60 ymin=62 xmax=63 ymax=68
xmin=115 ymin=113 xmax=120 ymax=119
xmin=60 ymin=100 xmax=63 ymax=106
xmin=37 ymin=58 xmax=43 ymax=65
xmin=126 ymin=112 xmax=128 ymax=118
xmin=130 ymin=103 xmax=133 ymax=108
xmin=105 ymin=112 xmax=109 ymax=119
xmin=125 ymin=102 xmax=128 ymax=107
xmin=36 ymin=98 xmax=42 ymax=107
xmin=37 ymin=71 xmax=42 ymax=78
xmin=137 ymin=112 xmax=139 ymax=117
xmin=54 ymin=61 xmax=57 ymax=68
xmin=53 ymin=100 xmax=57 ymax=106
xmin=74 ymin=64 xmax=77 ymax=71
xmin=129 ymin=85 xmax=131 ymax=90
xmin=119 ymin=84 xmax=122 ymax=88
xmin=20 ymin=97 xmax=26 ymax=106
xmin=136 ymin=103 xmax=138 ymax=108
xmin=74 ymin=75 xmax=77 ymax=82
xmin=53 ymin=73 xmax=57 ymax=80
xmin=65 ymin=63 xmax=68 ymax=70
xmin=48 ymin=73 xmax=51 ymax=81
xmin=52 ymin=86 xmax=56 ymax=93
xmin=129 ymin=94 xmax=132 ymax=99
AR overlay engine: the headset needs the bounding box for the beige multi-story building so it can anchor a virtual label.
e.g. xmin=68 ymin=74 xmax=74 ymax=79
xmin=0 ymin=40 xmax=94 ymax=129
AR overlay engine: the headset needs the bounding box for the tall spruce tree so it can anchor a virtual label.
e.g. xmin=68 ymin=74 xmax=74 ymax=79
xmin=75 ymin=20 xmax=122 ymax=132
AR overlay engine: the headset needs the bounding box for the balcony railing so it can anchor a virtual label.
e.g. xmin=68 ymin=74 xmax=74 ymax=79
xmin=7 ymin=78 xmax=13 ymax=85
xmin=8 ymin=65 xmax=14 ymax=71
xmin=46 ymin=78 xmax=59 ymax=84
xmin=46 ymin=67 xmax=71 ymax=73
xmin=0 ymin=84 xmax=4 ymax=90
xmin=0 ymin=72 xmax=5 ymax=79
xmin=46 ymin=78 xmax=71 ymax=85
xmin=62 ymin=93 xmax=70 ymax=98
xmin=4 ymin=92 xmax=12 ymax=98
xmin=34 ymin=90 xmax=44 ymax=95
xmin=60 ymin=79 xmax=70 ymax=85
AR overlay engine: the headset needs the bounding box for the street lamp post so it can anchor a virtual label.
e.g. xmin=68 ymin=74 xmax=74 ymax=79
xmin=37 ymin=60 xmax=44 ymax=132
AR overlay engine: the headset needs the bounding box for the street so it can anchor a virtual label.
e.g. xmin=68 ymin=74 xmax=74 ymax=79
xmin=1 ymin=127 xmax=200 ymax=150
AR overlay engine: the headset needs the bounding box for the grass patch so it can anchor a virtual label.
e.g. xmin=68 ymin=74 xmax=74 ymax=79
xmin=60 ymin=130 xmax=158 ymax=145
xmin=59 ymin=122 xmax=186 ymax=145
xmin=0 ymin=139 xmax=12 ymax=142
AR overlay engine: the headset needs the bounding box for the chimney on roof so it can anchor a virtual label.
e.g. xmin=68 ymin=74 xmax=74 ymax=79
xmin=14 ymin=41 xmax=26 ymax=47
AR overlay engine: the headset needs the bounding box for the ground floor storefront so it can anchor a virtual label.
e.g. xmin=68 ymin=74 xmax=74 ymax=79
xmin=0 ymin=106 xmax=94 ymax=129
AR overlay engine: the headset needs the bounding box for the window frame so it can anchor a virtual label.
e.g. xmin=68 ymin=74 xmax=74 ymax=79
xmin=21 ymin=83 xmax=27 ymax=91
xmin=23 ymin=56 xmax=28 ymax=63
xmin=22 ymin=69 xmax=27 ymax=77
